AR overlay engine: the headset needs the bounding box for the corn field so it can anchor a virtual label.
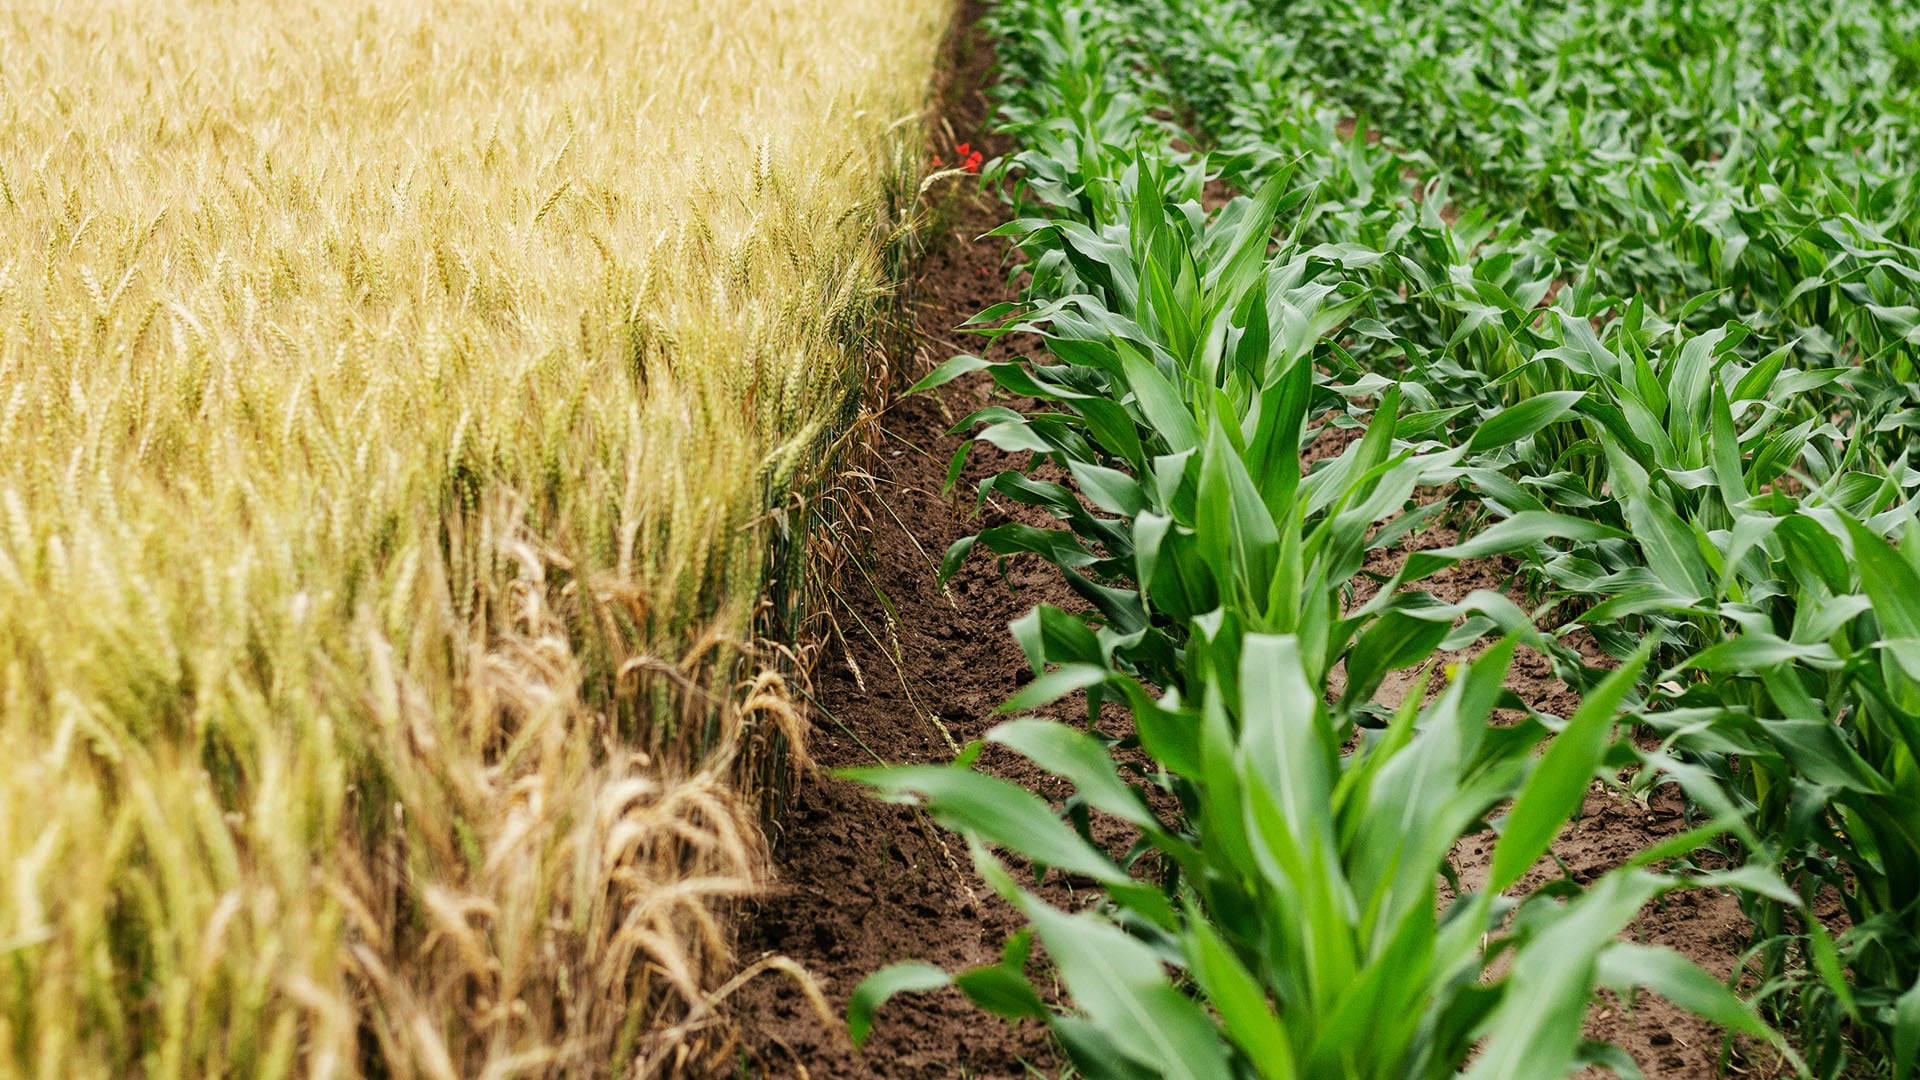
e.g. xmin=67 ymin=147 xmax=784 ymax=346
xmin=852 ymin=0 xmax=1920 ymax=1077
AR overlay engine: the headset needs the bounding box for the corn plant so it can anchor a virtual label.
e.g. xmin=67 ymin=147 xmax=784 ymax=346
xmin=1097 ymin=4 xmax=1920 ymax=1068
xmin=920 ymin=156 xmax=1616 ymax=716
xmin=1321 ymin=254 xmax=1920 ymax=1072
xmin=1537 ymin=328 xmax=1920 ymax=1070
xmin=1123 ymin=0 xmax=1920 ymax=426
xmin=1611 ymin=513 xmax=1920 ymax=1076
xmin=843 ymin=2 xmax=1796 ymax=1072
xmin=850 ymin=636 xmax=1792 ymax=1079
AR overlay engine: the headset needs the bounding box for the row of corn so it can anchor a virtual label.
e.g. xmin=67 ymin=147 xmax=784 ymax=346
xmin=849 ymin=0 xmax=1920 ymax=1076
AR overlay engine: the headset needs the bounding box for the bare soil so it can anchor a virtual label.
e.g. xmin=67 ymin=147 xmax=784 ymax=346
xmin=726 ymin=9 xmax=1068 ymax=1077
xmin=725 ymin=4 xmax=1770 ymax=1076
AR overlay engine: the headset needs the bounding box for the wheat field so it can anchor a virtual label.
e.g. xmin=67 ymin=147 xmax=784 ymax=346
xmin=0 ymin=0 xmax=949 ymax=1075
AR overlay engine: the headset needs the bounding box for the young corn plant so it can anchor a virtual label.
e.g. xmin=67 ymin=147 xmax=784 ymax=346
xmin=994 ymin=0 xmax=1920 ymax=1072
xmin=848 ymin=636 xmax=1793 ymax=1079
xmin=1137 ymin=0 xmax=1920 ymax=396
xmin=1630 ymin=515 xmax=1920 ymax=1077
xmin=860 ymin=29 xmax=1786 ymax=1069
xmin=1494 ymin=303 xmax=1920 ymax=1072
xmin=920 ymin=161 xmax=1607 ymax=718
xmin=1550 ymin=475 xmax=1920 ymax=1074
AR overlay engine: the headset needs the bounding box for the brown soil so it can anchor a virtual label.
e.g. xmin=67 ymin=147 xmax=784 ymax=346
xmin=722 ymin=311 xmax=1070 ymax=1075
xmin=726 ymin=4 xmax=1767 ymax=1077
xmin=725 ymin=8 xmax=1067 ymax=1077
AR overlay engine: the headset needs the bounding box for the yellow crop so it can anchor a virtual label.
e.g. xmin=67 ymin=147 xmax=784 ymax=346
xmin=0 ymin=0 xmax=948 ymax=1075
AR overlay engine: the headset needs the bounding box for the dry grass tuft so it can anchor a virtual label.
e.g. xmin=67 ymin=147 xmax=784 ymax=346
xmin=0 ymin=0 xmax=950 ymax=1074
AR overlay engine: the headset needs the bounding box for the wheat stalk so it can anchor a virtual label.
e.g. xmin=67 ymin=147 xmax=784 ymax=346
xmin=0 ymin=0 xmax=953 ymax=1074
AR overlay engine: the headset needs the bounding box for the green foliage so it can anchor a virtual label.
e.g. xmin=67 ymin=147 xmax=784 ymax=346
xmin=1112 ymin=0 xmax=1920 ymax=1071
xmin=842 ymin=0 xmax=1860 ymax=1074
xmin=854 ymin=639 xmax=1792 ymax=1079
xmin=853 ymin=0 xmax=1920 ymax=1074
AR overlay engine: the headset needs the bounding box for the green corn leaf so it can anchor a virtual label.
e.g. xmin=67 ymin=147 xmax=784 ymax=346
xmin=990 ymin=718 xmax=1162 ymax=833
xmin=1895 ymin=977 xmax=1920 ymax=1080
xmin=1807 ymin=920 xmax=1860 ymax=1023
xmin=1064 ymin=567 xmax=1150 ymax=635
xmin=1719 ymin=513 xmax=1781 ymax=597
xmin=1756 ymin=719 xmax=1890 ymax=793
xmin=1304 ymin=891 xmax=1441 ymax=1074
xmin=1342 ymin=609 xmax=1451 ymax=707
xmin=1119 ymin=341 xmax=1201 ymax=453
xmin=910 ymin=353 xmax=995 ymax=394
xmin=1197 ymin=413 xmax=1280 ymax=605
xmin=1070 ymin=458 xmax=1149 ymax=517
xmin=1595 ymin=943 xmax=1779 ymax=1043
xmin=953 ymin=964 xmax=1050 ymax=1023
xmin=1574 ymin=1042 xmax=1648 ymax=1080
xmin=1667 ymin=326 xmax=1727 ymax=426
xmin=943 ymin=441 xmax=973 ymax=496
xmin=937 ymin=535 xmax=976 ymax=584
xmin=1208 ymin=172 xmax=1291 ymax=300
xmin=1489 ymin=647 xmax=1649 ymax=893
xmin=1629 ymin=341 xmax=1670 ymax=422
xmin=1009 ymin=604 xmax=1103 ymax=670
xmin=1132 ymin=511 xmax=1172 ymax=606
xmin=1708 ymin=383 xmax=1747 ymax=513
xmin=1677 ymin=634 xmax=1841 ymax=673
xmin=1116 ymin=677 xmax=1203 ymax=779
xmin=1883 ymin=637 xmax=1920 ymax=685
xmin=1246 ymin=352 xmax=1312 ymax=518
xmin=844 ymin=765 xmax=1127 ymax=885
xmin=983 ymin=357 xmax=1097 ymax=402
xmin=1238 ymin=634 xmax=1333 ymax=819
xmin=1611 ymin=378 xmax=1679 ymax=467
xmin=1237 ymin=635 xmax=1357 ymax=1005
xmin=1185 ymin=911 xmax=1298 ymax=1079
xmin=1230 ymin=276 xmax=1272 ymax=387
xmin=998 ymin=662 xmax=1109 ymax=714
xmin=848 ymin=963 xmax=951 ymax=1048
xmin=1625 ymin=493 xmax=1713 ymax=601
xmin=1195 ymin=676 xmax=1262 ymax=879
xmin=1730 ymin=344 xmax=1791 ymax=404
xmin=1022 ymin=901 xmax=1233 ymax=1080
xmin=1079 ymin=396 xmax=1150 ymax=472
xmin=1051 ymin=1016 xmax=1162 ymax=1080
xmin=970 ymin=521 xmax=1098 ymax=569
xmin=977 ymin=418 xmax=1057 ymax=455
xmin=1141 ymin=242 xmax=1198 ymax=364
xmin=1684 ymin=864 xmax=1800 ymax=908
xmin=1467 ymin=390 xmax=1585 ymax=453
xmin=1845 ymin=515 xmax=1920 ymax=638
xmin=958 ymin=299 xmax=1026 ymax=327
xmin=1151 ymin=449 xmax=1194 ymax=508
xmin=1467 ymin=871 xmax=1665 ymax=1080
xmin=1778 ymin=514 xmax=1852 ymax=594
xmin=1403 ymin=512 xmax=1626 ymax=580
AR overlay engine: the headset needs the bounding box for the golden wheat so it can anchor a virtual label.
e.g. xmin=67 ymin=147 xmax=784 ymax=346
xmin=0 ymin=0 xmax=949 ymax=1075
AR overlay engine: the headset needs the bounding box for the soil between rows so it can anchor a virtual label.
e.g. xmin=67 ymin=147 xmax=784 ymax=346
xmin=728 ymin=5 xmax=1765 ymax=1076
xmin=728 ymin=8 xmax=1066 ymax=1076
